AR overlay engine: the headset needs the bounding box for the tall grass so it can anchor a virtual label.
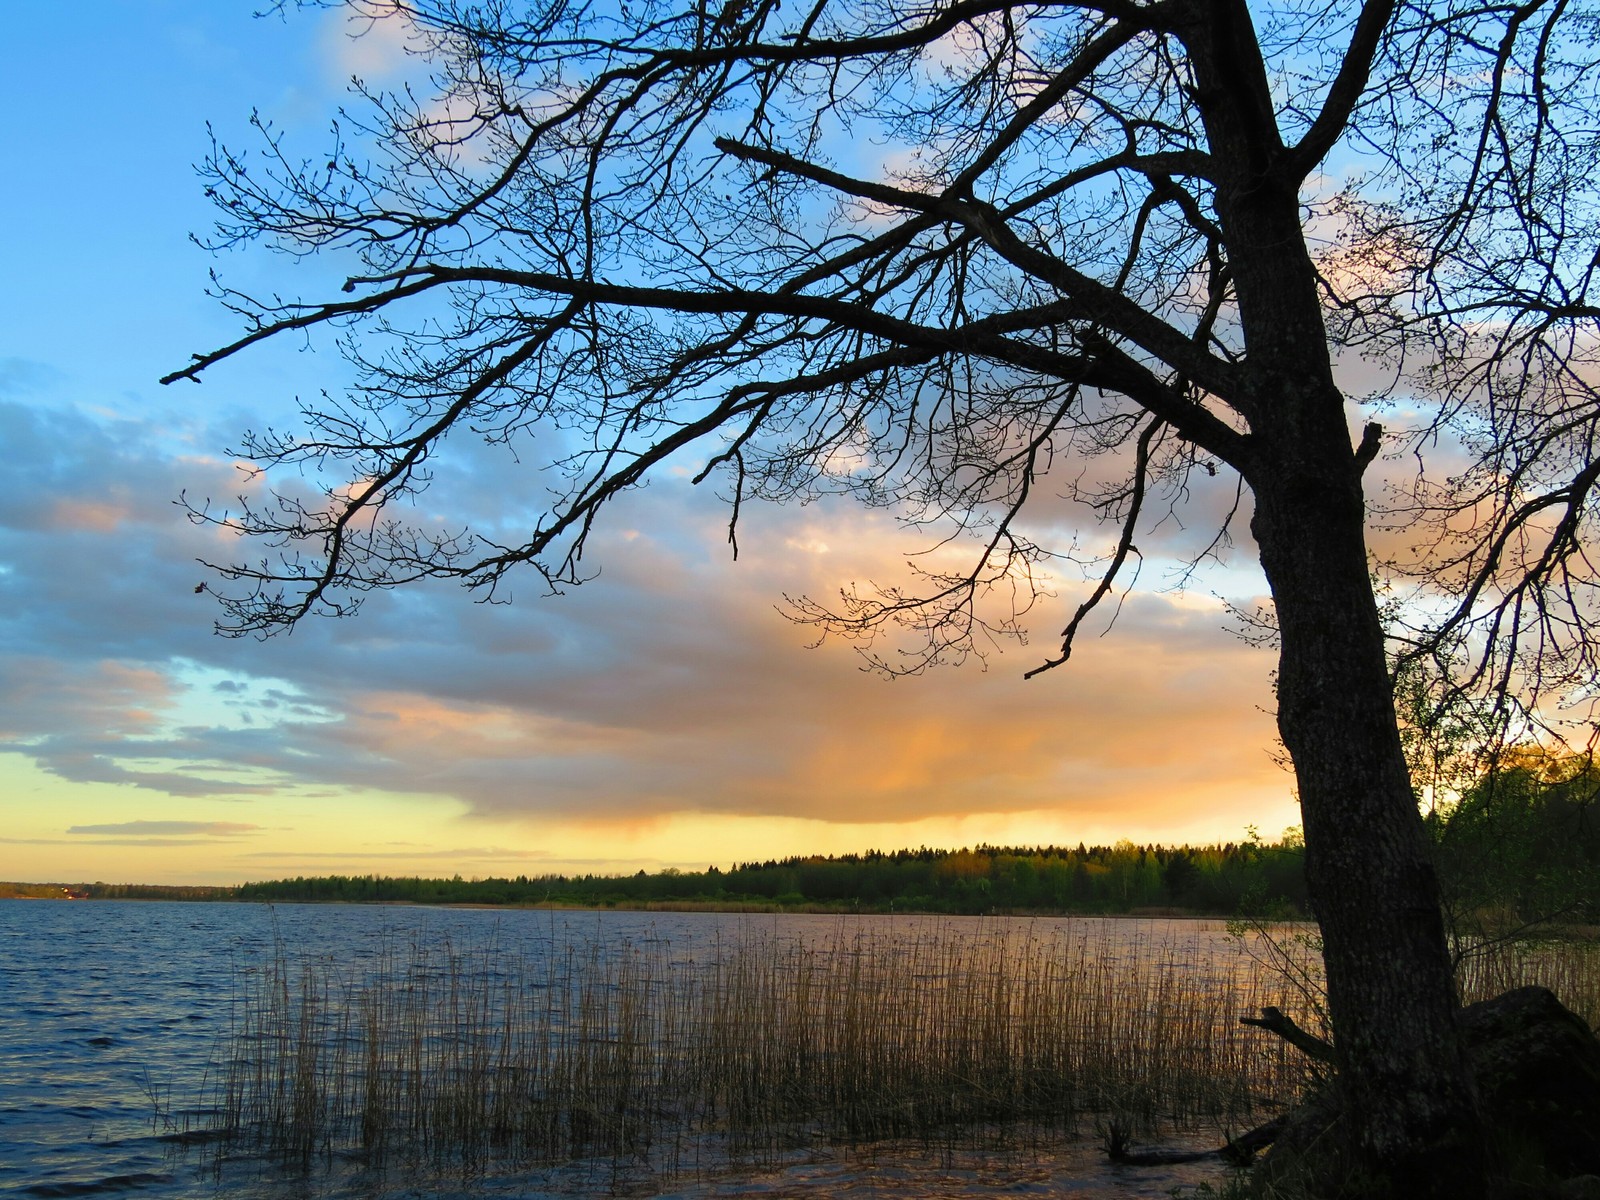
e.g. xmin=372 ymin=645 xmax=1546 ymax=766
xmin=1456 ymin=935 xmax=1600 ymax=1026
xmin=204 ymin=920 xmax=1316 ymax=1179
xmin=1229 ymin=918 xmax=1600 ymax=1033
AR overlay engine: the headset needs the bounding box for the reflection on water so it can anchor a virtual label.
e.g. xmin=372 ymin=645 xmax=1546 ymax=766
xmin=0 ymin=901 xmax=1264 ymax=1198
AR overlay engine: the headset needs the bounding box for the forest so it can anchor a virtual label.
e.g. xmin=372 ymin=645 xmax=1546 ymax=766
xmin=231 ymin=835 xmax=1309 ymax=915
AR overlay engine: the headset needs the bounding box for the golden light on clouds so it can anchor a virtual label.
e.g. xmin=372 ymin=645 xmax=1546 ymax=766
xmin=0 ymin=464 xmax=1297 ymax=883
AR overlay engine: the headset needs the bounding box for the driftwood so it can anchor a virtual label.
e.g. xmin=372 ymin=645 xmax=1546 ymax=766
xmin=1105 ymin=1145 xmax=1216 ymax=1166
xmin=1110 ymin=990 xmax=1600 ymax=1184
xmin=1103 ymin=1114 xmax=1290 ymax=1166
xmin=1218 ymin=1114 xmax=1290 ymax=1164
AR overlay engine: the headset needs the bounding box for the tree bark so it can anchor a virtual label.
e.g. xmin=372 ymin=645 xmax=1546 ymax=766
xmin=1252 ymin=460 xmax=1486 ymax=1195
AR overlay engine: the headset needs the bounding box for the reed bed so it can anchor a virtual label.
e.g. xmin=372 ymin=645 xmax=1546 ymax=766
xmin=1228 ymin=919 xmax=1600 ymax=1032
xmin=204 ymin=920 xmax=1319 ymax=1178
xmin=1457 ymin=935 xmax=1600 ymax=1027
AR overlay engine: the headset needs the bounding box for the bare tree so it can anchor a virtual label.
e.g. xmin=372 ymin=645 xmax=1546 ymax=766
xmin=167 ymin=0 xmax=1600 ymax=1192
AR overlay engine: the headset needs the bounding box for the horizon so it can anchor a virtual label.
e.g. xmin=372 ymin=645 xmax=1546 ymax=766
xmin=3 ymin=826 xmax=1307 ymax=891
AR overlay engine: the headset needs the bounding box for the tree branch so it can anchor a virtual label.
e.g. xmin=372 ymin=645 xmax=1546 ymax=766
xmin=1025 ymin=416 xmax=1161 ymax=679
xmin=160 ymin=275 xmax=443 ymax=386
xmin=712 ymin=138 xmax=1245 ymax=421
xmin=1283 ymin=1 xmax=1396 ymax=178
xmin=1355 ymin=421 xmax=1384 ymax=473
xmin=1241 ymin=1005 xmax=1336 ymax=1063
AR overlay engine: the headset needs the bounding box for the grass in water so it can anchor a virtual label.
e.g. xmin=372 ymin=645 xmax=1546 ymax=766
xmin=201 ymin=920 xmax=1317 ymax=1180
xmin=1457 ymin=934 xmax=1600 ymax=1027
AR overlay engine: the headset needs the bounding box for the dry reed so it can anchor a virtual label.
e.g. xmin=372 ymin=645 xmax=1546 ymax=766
xmin=203 ymin=920 xmax=1600 ymax=1186
xmin=198 ymin=921 xmax=1355 ymax=1178
xmin=1457 ymin=935 xmax=1600 ymax=1027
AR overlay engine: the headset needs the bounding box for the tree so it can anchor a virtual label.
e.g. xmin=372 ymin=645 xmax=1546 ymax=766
xmin=1431 ymin=747 xmax=1600 ymax=958
xmin=167 ymin=1 xmax=1600 ymax=1192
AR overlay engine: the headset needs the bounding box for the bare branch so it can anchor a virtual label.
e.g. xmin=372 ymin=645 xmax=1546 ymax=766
xmin=1025 ymin=415 xmax=1161 ymax=679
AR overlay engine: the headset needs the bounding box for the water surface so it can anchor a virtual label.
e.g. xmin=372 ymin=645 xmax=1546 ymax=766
xmin=0 ymin=902 xmax=1249 ymax=1198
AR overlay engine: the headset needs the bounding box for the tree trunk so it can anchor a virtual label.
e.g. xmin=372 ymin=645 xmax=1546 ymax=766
xmin=1251 ymin=456 xmax=1486 ymax=1196
xmin=1169 ymin=8 xmax=1488 ymax=1186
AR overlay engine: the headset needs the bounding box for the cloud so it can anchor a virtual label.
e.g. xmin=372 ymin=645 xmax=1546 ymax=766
xmin=321 ymin=0 xmax=421 ymax=83
xmin=0 ymin=358 xmax=61 ymax=398
xmin=0 ymin=397 xmax=1289 ymax=843
xmin=66 ymin=820 xmax=261 ymax=835
xmin=241 ymin=845 xmax=552 ymax=861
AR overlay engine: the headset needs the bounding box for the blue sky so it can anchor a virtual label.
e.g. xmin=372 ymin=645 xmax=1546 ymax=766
xmin=0 ymin=3 xmax=1299 ymax=885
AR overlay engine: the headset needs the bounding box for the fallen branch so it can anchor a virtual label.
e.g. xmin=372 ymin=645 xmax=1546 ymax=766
xmin=1219 ymin=1114 xmax=1288 ymax=1164
xmin=1102 ymin=1114 xmax=1288 ymax=1166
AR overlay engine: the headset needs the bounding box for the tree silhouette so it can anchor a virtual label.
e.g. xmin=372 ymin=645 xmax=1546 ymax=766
xmin=168 ymin=1 xmax=1600 ymax=1192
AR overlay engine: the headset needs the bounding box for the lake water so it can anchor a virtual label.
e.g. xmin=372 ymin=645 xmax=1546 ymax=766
xmin=0 ymin=902 xmax=1261 ymax=1199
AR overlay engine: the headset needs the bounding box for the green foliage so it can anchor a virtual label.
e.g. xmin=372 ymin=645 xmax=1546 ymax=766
xmin=1428 ymin=749 xmax=1600 ymax=955
xmin=79 ymin=882 xmax=236 ymax=901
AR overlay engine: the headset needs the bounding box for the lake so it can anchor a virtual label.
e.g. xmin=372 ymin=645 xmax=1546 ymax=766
xmin=0 ymin=901 xmax=1275 ymax=1198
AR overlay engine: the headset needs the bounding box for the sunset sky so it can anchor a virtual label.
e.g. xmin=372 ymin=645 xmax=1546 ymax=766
xmin=0 ymin=3 xmax=1305 ymax=886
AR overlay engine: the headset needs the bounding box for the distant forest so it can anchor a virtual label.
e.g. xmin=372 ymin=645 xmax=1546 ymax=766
xmin=0 ymin=881 xmax=234 ymax=901
xmin=4 ymin=838 xmax=1306 ymax=915
xmin=240 ymin=838 xmax=1308 ymax=915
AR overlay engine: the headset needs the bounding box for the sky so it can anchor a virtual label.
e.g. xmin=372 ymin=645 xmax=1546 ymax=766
xmin=0 ymin=3 xmax=1302 ymax=886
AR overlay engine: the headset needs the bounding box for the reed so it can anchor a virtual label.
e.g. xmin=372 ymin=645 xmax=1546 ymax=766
xmin=197 ymin=920 xmax=1333 ymax=1178
xmin=1456 ymin=935 xmax=1600 ymax=1027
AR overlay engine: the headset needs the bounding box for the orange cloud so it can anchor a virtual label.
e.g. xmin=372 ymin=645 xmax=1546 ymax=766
xmin=47 ymin=499 xmax=129 ymax=532
xmin=271 ymin=488 xmax=1289 ymax=837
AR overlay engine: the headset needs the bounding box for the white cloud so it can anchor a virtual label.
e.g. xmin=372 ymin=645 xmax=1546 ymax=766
xmin=321 ymin=0 xmax=420 ymax=83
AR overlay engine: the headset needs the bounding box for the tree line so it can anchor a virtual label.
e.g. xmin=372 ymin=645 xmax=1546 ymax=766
xmin=236 ymin=758 xmax=1600 ymax=926
xmin=232 ymin=837 xmax=1308 ymax=913
xmin=0 ymin=882 xmax=236 ymax=901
